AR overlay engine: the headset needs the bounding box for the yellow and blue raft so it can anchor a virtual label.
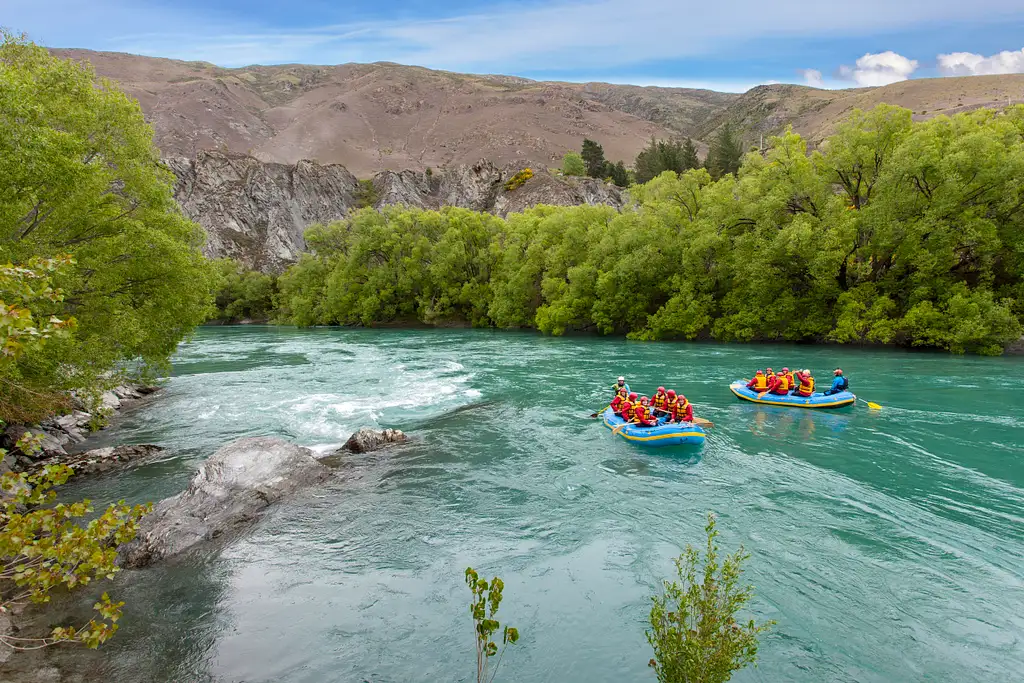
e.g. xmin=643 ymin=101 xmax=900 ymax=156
xmin=601 ymin=408 xmax=706 ymax=447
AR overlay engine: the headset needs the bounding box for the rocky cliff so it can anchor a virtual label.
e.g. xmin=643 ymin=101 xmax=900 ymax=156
xmin=169 ymin=152 xmax=624 ymax=271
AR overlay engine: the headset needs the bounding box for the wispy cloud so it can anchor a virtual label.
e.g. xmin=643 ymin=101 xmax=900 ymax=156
xmin=937 ymin=48 xmax=1024 ymax=75
xmin=799 ymin=69 xmax=826 ymax=88
xmin=838 ymin=51 xmax=919 ymax=86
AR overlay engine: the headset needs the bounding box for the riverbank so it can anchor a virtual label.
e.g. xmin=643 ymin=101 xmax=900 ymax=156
xmin=1 ymin=384 xmax=162 ymax=475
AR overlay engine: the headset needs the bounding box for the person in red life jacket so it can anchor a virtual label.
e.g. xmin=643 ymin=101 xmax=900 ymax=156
xmin=651 ymin=387 xmax=669 ymax=416
xmin=633 ymin=397 xmax=658 ymax=427
xmin=795 ymin=369 xmax=815 ymax=397
xmin=746 ymin=370 xmax=768 ymax=391
xmin=619 ymin=392 xmax=638 ymax=421
xmin=610 ymin=388 xmax=628 ymax=414
xmin=771 ymin=370 xmax=791 ymax=395
xmin=782 ymin=367 xmax=796 ymax=394
xmin=667 ymin=391 xmax=693 ymax=423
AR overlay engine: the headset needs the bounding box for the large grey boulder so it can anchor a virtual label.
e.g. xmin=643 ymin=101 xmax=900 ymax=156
xmin=339 ymin=428 xmax=408 ymax=454
xmin=119 ymin=437 xmax=329 ymax=568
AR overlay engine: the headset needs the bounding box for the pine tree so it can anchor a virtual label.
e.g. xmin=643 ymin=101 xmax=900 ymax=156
xmin=680 ymin=137 xmax=700 ymax=171
xmin=707 ymin=122 xmax=744 ymax=179
xmin=581 ymin=138 xmax=607 ymax=178
xmin=609 ymin=161 xmax=629 ymax=187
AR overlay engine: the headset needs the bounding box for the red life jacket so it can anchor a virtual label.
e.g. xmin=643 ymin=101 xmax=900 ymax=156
xmin=664 ymin=396 xmax=678 ymax=418
xmin=634 ymin=404 xmax=656 ymax=426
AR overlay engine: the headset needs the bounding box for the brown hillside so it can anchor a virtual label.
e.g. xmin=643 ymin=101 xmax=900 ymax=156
xmin=53 ymin=49 xmax=1024 ymax=172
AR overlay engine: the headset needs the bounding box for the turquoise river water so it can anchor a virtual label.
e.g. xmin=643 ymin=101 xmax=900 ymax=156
xmin=41 ymin=326 xmax=1024 ymax=682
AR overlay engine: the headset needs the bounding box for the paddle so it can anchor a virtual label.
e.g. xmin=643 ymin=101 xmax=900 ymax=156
xmin=692 ymin=417 xmax=714 ymax=429
xmin=590 ymin=403 xmax=612 ymax=418
xmin=857 ymin=397 xmax=882 ymax=410
xmin=612 ymin=420 xmax=639 ymax=435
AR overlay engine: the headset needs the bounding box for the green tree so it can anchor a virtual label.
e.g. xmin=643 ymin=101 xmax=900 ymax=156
xmin=276 ymin=104 xmax=1023 ymax=355
xmin=0 ymin=32 xmax=213 ymax=423
xmin=562 ymin=152 xmax=586 ymax=177
xmin=706 ymin=122 xmax=744 ymax=179
xmin=210 ymin=259 xmax=278 ymax=322
xmin=581 ymin=138 xmax=607 ymax=178
xmin=465 ymin=567 xmax=519 ymax=683
xmin=609 ymin=161 xmax=629 ymax=187
xmin=647 ymin=513 xmax=773 ymax=683
xmin=0 ymin=257 xmax=150 ymax=652
xmin=680 ymin=137 xmax=700 ymax=171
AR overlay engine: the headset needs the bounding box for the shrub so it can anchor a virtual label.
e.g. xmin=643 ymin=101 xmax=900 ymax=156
xmin=561 ymin=152 xmax=586 ymax=177
xmin=504 ymin=168 xmax=534 ymax=191
xmin=465 ymin=567 xmax=519 ymax=683
xmin=647 ymin=513 xmax=773 ymax=683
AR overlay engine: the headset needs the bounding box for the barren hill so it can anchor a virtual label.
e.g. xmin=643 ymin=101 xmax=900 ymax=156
xmin=54 ymin=49 xmax=1024 ymax=174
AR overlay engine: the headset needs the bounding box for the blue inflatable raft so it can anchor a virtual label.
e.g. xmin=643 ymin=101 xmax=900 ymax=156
xmin=601 ymin=408 xmax=706 ymax=447
xmin=729 ymin=381 xmax=856 ymax=409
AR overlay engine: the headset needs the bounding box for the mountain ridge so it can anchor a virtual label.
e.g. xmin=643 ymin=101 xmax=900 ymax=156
xmin=54 ymin=48 xmax=1024 ymax=175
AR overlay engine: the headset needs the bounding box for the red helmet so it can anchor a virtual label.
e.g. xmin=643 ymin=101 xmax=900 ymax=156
xmin=657 ymin=386 xmax=665 ymax=393
xmin=618 ymin=388 xmax=628 ymax=396
xmin=666 ymin=390 xmax=676 ymax=397
xmin=640 ymin=396 xmax=650 ymax=404
xmin=782 ymin=367 xmax=789 ymax=373
xmin=755 ymin=369 xmax=764 ymax=374
xmin=766 ymin=367 xmax=773 ymax=373
xmin=628 ymin=392 xmax=638 ymax=400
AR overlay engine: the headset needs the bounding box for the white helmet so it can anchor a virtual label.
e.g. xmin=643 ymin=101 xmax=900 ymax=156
xmin=617 ymin=376 xmax=625 ymax=382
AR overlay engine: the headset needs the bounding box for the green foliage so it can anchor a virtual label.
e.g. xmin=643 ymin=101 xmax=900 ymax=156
xmin=635 ymin=137 xmax=703 ymax=184
xmin=465 ymin=567 xmax=519 ymax=683
xmin=0 ymin=459 xmax=151 ymax=650
xmin=647 ymin=513 xmax=774 ymax=683
xmin=275 ymin=105 xmax=1024 ymax=354
xmin=562 ymin=152 xmax=586 ymax=177
xmin=706 ymin=122 xmax=744 ymax=179
xmin=608 ymin=161 xmax=629 ymax=188
xmin=581 ymin=138 xmax=607 ymax=178
xmin=0 ymin=32 xmax=213 ymax=423
xmin=210 ymin=259 xmax=278 ymax=322
xmin=354 ymin=178 xmax=379 ymax=209
xmin=504 ymin=168 xmax=534 ymax=191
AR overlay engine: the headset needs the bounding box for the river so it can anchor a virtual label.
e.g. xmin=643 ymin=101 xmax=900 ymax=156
xmin=43 ymin=326 xmax=1024 ymax=682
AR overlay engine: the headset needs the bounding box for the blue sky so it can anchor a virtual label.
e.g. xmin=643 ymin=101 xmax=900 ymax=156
xmin=6 ymin=0 xmax=1024 ymax=92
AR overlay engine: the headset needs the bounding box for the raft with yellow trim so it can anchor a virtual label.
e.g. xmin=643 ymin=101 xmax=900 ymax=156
xmin=601 ymin=408 xmax=706 ymax=447
xmin=729 ymin=381 xmax=856 ymax=409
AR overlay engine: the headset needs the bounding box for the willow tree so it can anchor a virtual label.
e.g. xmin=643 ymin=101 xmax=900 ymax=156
xmin=0 ymin=32 xmax=212 ymax=420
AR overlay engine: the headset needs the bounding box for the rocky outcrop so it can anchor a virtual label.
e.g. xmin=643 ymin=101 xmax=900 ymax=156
xmin=338 ymin=428 xmax=409 ymax=454
xmin=1005 ymin=336 xmax=1024 ymax=355
xmin=167 ymin=153 xmax=625 ymax=271
xmin=28 ymin=445 xmax=165 ymax=477
xmin=118 ymin=437 xmax=329 ymax=568
xmin=0 ymin=384 xmax=159 ymax=475
xmin=167 ymin=152 xmax=362 ymax=271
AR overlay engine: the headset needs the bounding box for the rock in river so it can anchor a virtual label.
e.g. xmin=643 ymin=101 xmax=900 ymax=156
xmin=339 ymin=427 xmax=408 ymax=454
xmin=119 ymin=437 xmax=329 ymax=568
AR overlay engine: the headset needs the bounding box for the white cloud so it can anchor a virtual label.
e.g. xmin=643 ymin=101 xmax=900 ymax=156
xmin=937 ymin=48 xmax=1024 ymax=75
xmin=800 ymin=69 xmax=825 ymax=87
xmin=838 ymin=51 xmax=918 ymax=86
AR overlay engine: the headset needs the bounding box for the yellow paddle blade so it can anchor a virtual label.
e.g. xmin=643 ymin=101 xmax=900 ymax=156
xmin=693 ymin=417 xmax=714 ymax=429
xmin=867 ymin=401 xmax=882 ymax=410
